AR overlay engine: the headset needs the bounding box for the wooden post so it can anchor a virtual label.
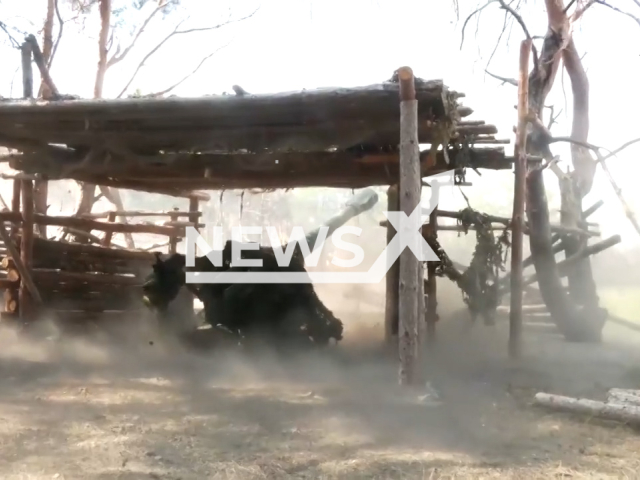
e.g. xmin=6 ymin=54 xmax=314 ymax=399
xmin=19 ymin=180 xmax=35 ymax=322
xmin=397 ymin=66 xmax=421 ymax=386
xmin=188 ymin=197 xmax=200 ymax=231
xmin=384 ymin=185 xmax=400 ymax=347
xmin=508 ymin=39 xmax=532 ymax=359
xmin=102 ymin=211 xmax=117 ymax=247
xmin=20 ymin=41 xmax=33 ymax=99
xmin=169 ymin=209 xmax=179 ymax=254
xmin=425 ymin=208 xmax=438 ymax=345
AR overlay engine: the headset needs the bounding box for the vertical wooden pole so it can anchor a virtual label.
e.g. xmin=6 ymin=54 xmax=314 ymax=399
xmin=509 ymin=39 xmax=532 ymax=359
xmin=19 ymin=180 xmax=34 ymax=322
xmin=188 ymin=197 xmax=200 ymax=237
xmin=397 ymin=66 xmax=421 ymax=386
xmin=169 ymin=209 xmax=179 ymax=254
xmin=384 ymin=185 xmax=400 ymax=348
xmin=10 ymin=181 xmax=21 ymax=237
xmin=102 ymin=211 xmax=117 ymax=247
xmin=20 ymin=42 xmax=33 ymax=99
xmin=425 ymin=207 xmax=438 ymax=345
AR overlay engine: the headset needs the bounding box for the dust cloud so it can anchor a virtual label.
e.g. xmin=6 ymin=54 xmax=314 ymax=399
xmin=1 ymin=278 xmax=640 ymax=478
xmin=2 ymin=185 xmax=640 ymax=477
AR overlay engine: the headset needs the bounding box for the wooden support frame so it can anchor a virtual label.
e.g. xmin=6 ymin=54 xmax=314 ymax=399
xmin=397 ymin=66 xmax=421 ymax=386
xmin=508 ymin=39 xmax=532 ymax=359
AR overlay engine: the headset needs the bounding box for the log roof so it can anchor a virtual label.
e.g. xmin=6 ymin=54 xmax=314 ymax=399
xmin=0 ymin=76 xmax=511 ymax=194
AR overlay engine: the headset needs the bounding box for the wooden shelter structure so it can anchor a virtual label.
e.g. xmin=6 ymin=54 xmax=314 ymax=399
xmin=0 ymin=53 xmax=525 ymax=384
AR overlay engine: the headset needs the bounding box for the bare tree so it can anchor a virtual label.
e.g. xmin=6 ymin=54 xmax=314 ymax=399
xmin=460 ymin=0 xmax=640 ymax=341
xmin=44 ymin=0 xmax=257 ymax=246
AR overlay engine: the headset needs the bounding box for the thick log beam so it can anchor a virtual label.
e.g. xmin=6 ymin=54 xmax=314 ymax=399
xmin=0 ymin=79 xmax=460 ymax=153
xmin=8 ymin=148 xmax=511 ymax=191
xmin=28 ymin=236 xmax=157 ymax=262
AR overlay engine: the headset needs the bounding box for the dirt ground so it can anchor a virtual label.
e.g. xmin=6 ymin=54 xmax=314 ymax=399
xmin=1 ymin=285 xmax=640 ymax=480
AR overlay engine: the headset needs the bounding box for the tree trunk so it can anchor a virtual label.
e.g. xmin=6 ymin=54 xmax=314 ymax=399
xmin=522 ymin=0 xmax=605 ymax=342
xmin=558 ymin=37 xmax=607 ymax=338
xmin=94 ymin=0 xmax=110 ymax=100
xmin=35 ymin=0 xmax=55 ymax=237
xmin=39 ymin=0 xmax=55 ymax=99
xmin=72 ymin=0 xmax=110 ymax=239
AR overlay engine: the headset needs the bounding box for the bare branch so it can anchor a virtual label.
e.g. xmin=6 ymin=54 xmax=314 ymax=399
xmin=596 ymin=151 xmax=640 ymax=237
xmin=548 ymin=135 xmax=600 ymax=152
xmin=496 ymin=0 xmax=540 ymax=70
xmin=485 ymin=69 xmax=517 ymax=86
xmin=593 ymin=1 xmax=640 ymax=28
xmin=545 ymin=105 xmax=562 ymax=130
xmin=116 ymin=9 xmax=258 ymax=98
xmin=48 ymin=0 xmax=64 ymax=68
xmin=563 ymin=0 xmax=577 ymax=14
xmin=571 ymin=0 xmax=598 ymax=22
xmin=144 ymin=43 xmax=230 ymax=97
xmin=106 ymin=0 xmax=177 ymax=68
xmin=460 ymin=0 xmax=497 ymax=50
xmin=598 ymin=137 xmax=640 ymax=163
xmin=544 ymin=134 xmax=640 ymax=165
xmin=0 ymin=21 xmax=21 ymax=48
xmin=497 ymin=0 xmax=532 ymax=40
xmin=485 ymin=8 xmax=509 ymax=70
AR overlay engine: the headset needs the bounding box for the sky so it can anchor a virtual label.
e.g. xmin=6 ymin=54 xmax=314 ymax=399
xmin=0 ymin=0 xmax=639 ymax=247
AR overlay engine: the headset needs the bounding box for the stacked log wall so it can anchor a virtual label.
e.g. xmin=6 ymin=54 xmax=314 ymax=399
xmin=0 ymin=235 xmax=156 ymax=326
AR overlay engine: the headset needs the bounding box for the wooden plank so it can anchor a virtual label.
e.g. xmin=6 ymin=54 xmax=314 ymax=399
xmin=0 ymin=211 xmax=180 ymax=237
xmin=0 ymin=79 xmax=451 ymax=124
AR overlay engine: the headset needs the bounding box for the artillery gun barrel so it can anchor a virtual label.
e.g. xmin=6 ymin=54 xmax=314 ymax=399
xmin=301 ymin=188 xmax=379 ymax=255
